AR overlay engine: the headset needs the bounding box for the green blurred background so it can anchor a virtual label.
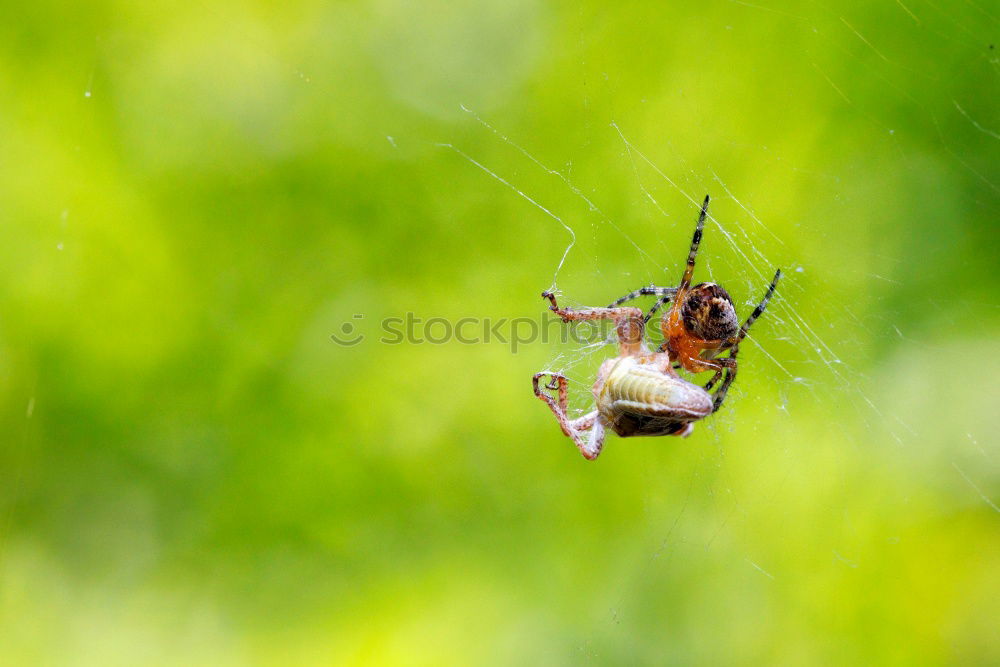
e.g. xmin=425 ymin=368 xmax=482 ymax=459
xmin=1 ymin=0 xmax=998 ymax=664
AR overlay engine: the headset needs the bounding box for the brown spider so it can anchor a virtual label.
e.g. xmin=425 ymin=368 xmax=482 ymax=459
xmin=533 ymin=195 xmax=781 ymax=460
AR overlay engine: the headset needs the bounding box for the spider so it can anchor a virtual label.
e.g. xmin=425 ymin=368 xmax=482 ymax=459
xmin=533 ymin=194 xmax=781 ymax=460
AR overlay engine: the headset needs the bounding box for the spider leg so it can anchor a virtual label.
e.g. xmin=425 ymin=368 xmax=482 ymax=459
xmin=703 ymin=368 xmax=724 ymax=392
xmin=704 ymin=355 xmax=738 ymax=412
xmin=606 ymin=286 xmax=677 ymax=308
xmin=532 ymin=372 xmax=605 ymax=460
xmin=606 ymin=287 xmax=678 ymax=326
xmin=643 ymin=294 xmax=674 ymax=324
xmin=678 ymin=195 xmax=710 ymax=293
xmin=733 ymin=268 xmax=782 ymax=344
xmin=708 ymin=270 xmax=781 ymax=411
xmin=542 ymin=292 xmax=646 ymax=356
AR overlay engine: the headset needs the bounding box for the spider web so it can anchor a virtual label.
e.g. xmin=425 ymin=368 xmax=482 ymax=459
xmin=440 ymin=107 xmax=888 ymax=597
xmin=3 ymin=0 xmax=997 ymax=661
xmin=446 ymin=106 xmax=872 ymax=434
xmin=439 ymin=0 xmax=999 ymax=484
xmin=441 ymin=5 xmax=999 ymax=629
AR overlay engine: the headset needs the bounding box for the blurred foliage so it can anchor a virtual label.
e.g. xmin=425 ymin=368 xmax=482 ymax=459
xmin=1 ymin=0 xmax=998 ymax=664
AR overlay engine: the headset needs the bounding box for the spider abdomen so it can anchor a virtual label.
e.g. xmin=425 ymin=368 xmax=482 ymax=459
xmin=680 ymin=282 xmax=739 ymax=341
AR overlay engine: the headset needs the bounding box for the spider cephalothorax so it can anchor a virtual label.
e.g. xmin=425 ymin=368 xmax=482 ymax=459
xmin=533 ymin=194 xmax=781 ymax=460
